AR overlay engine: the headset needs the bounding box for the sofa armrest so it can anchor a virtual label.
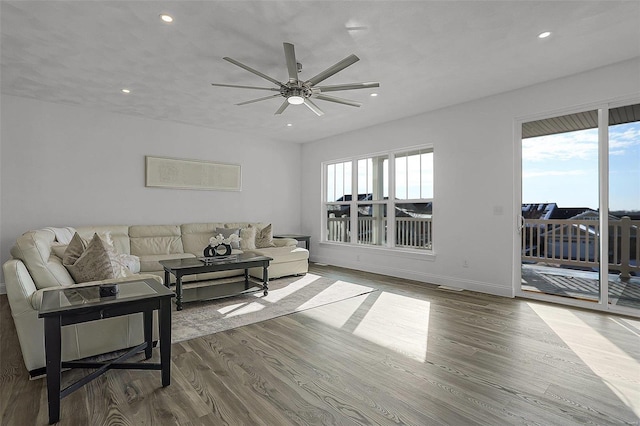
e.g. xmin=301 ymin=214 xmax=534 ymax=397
xmin=273 ymin=237 xmax=297 ymax=247
xmin=3 ymin=259 xmax=39 ymax=317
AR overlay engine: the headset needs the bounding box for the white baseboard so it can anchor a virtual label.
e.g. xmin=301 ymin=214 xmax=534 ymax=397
xmin=311 ymin=255 xmax=513 ymax=298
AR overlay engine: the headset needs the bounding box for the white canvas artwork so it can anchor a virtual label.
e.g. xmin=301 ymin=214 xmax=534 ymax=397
xmin=145 ymin=156 xmax=241 ymax=191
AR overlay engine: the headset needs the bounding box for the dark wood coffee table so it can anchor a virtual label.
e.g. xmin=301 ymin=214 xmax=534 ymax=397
xmin=38 ymin=279 xmax=174 ymax=424
xmin=159 ymin=253 xmax=272 ymax=310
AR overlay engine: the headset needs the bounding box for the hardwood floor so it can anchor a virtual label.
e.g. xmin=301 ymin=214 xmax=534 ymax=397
xmin=2 ymin=264 xmax=639 ymax=425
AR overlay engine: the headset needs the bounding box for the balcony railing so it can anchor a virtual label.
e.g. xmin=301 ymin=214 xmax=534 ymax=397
xmin=327 ymin=217 xmax=432 ymax=249
xmin=522 ymin=216 xmax=639 ymax=280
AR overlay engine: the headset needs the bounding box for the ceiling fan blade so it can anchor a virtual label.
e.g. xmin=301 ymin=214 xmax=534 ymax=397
xmin=223 ymin=57 xmax=283 ymax=87
xmin=314 ymin=94 xmax=362 ymax=107
xmin=283 ymin=42 xmax=298 ymax=83
xmin=211 ymin=83 xmax=280 ymax=91
xmin=314 ymin=82 xmax=379 ymax=92
xmin=274 ymin=100 xmax=290 ymax=115
xmin=236 ymin=94 xmax=282 ymax=106
xmin=306 ymin=54 xmax=359 ymax=87
xmin=303 ymin=99 xmax=325 ymax=116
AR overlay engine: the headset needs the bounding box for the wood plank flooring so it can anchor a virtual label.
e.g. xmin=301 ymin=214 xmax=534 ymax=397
xmin=2 ymin=264 xmax=639 ymax=425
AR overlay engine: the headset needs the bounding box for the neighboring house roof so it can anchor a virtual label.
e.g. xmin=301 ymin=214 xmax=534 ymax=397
xmin=521 ymin=203 xmax=595 ymax=220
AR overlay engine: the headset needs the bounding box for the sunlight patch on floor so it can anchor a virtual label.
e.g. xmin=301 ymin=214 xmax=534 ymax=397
xmin=353 ymin=292 xmax=430 ymax=362
xmin=217 ymin=302 xmax=247 ymax=315
xmin=301 ymin=294 xmax=368 ymax=328
xmin=296 ymin=280 xmax=374 ymax=311
xmin=221 ymin=301 xmax=265 ymax=317
xmin=254 ymin=273 xmax=321 ymax=303
xmin=528 ymin=302 xmax=640 ymax=416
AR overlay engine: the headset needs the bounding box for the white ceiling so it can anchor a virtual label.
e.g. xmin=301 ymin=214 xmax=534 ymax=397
xmin=2 ymin=1 xmax=639 ymax=143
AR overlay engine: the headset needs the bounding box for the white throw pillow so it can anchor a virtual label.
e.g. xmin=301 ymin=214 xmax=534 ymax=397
xmin=239 ymin=227 xmax=257 ymax=250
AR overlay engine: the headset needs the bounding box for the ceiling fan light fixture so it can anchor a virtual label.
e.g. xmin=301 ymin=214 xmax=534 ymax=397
xmin=287 ymin=95 xmax=305 ymax=105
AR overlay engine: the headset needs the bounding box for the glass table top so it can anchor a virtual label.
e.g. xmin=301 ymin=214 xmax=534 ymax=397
xmin=39 ymin=279 xmax=171 ymax=316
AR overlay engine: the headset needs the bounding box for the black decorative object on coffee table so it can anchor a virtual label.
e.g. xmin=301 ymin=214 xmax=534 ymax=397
xmin=203 ymin=243 xmax=232 ymax=258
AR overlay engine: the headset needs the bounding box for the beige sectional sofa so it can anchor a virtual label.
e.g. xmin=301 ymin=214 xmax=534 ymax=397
xmin=3 ymin=222 xmax=308 ymax=376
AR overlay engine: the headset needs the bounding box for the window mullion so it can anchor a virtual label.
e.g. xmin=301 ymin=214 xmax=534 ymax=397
xmin=351 ymin=160 xmax=358 ymax=244
xmin=388 ymin=152 xmax=396 ymax=248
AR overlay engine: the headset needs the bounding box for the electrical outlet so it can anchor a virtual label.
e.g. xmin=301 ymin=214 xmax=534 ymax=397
xmin=462 ymin=259 xmax=469 ymax=268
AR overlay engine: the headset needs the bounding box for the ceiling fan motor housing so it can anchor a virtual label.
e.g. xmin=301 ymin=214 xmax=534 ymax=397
xmin=280 ymin=84 xmax=313 ymax=100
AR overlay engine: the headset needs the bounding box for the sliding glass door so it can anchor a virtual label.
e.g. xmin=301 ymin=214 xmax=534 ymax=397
xmin=518 ymin=102 xmax=639 ymax=315
xmin=607 ymin=105 xmax=640 ymax=311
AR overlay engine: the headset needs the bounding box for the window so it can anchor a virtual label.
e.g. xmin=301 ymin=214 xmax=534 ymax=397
xmin=323 ymin=146 xmax=433 ymax=250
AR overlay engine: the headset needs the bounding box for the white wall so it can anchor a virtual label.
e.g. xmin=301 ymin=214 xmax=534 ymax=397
xmin=0 ymin=95 xmax=302 ymax=287
xmin=301 ymin=58 xmax=640 ymax=297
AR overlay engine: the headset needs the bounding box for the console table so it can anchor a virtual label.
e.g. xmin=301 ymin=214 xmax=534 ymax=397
xmin=160 ymin=253 xmax=272 ymax=311
xmin=38 ymin=279 xmax=174 ymax=424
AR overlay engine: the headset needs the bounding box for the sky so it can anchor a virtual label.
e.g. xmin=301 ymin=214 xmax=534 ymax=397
xmin=522 ymin=121 xmax=640 ymax=211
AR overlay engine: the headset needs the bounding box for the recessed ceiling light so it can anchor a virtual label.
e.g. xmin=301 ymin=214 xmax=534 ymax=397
xmin=121 ymin=88 xmax=131 ymax=94
xmin=286 ymin=123 xmax=293 ymax=127
xmin=370 ymin=93 xmax=378 ymax=97
xmin=160 ymin=14 xmax=173 ymax=23
xmin=538 ymin=31 xmax=551 ymax=39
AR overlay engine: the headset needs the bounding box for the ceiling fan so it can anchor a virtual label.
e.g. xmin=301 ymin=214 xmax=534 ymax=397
xmin=211 ymin=42 xmax=379 ymax=116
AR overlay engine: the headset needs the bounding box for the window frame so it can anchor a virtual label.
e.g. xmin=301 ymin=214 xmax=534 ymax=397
xmin=322 ymin=144 xmax=434 ymax=252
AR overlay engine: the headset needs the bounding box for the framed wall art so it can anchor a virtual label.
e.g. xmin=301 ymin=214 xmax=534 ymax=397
xmin=145 ymin=156 xmax=241 ymax=191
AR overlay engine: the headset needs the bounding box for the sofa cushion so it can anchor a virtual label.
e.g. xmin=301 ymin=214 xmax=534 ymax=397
xmin=130 ymin=225 xmax=184 ymax=256
xmin=138 ymin=253 xmax=196 ymax=273
xmin=248 ymin=246 xmax=308 ymax=264
xmin=76 ymin=225 xmax=132 ymax=255
xmin=180 ymin=223 xmax=227 ymax=256
xmin=63 ymin=234 xmax=117 ymax=283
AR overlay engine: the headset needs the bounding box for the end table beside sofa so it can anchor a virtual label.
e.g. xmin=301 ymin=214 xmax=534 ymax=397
xmin=38 ymin=279 xmax=174 ymax=424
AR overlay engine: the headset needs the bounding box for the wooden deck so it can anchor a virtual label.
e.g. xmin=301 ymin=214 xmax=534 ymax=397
xmin=522 ymin=264 xmax=640 ymax=309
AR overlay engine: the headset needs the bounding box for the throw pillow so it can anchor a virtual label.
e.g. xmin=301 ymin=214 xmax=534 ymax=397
xmin=239 ymin=227 xmax=257 ymax=250
xmin=62 ymin=232 xmax=87 ymax=266
xmin=254 ymin=224 xmax=276 ymax=248
xmin=63 ymin=233 xmax=116 ymax=283
xmin=214 ymin=227 xmax=241 ymax=249
xmin=113 ymin=253 xmax=140 ymax=274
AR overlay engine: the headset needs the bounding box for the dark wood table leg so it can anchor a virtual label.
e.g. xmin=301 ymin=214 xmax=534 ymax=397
xmin=143 ymin=309 xmax=153 ymax=359
xmin=163 ymin=269 xmax=171 ymax=288
xmin=262 ymin=262 xmax=269 ymax=296
xmin=159 ymin=298 xmax=171 ymax=387
xmin=175 ymin=274 xmax=183 ymax=311
xmin=244 ymin=268 xmax=249 ymax=290
xmin=44 ymin=316 xmax=62 ymax=424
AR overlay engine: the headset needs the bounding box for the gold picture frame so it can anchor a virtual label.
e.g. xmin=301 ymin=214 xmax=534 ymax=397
xmin=145 ymin=156 xmax=241 ymax=191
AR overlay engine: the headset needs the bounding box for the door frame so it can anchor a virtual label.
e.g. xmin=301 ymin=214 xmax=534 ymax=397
xmin=512 ymin=95 xmax=640 ymax=317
